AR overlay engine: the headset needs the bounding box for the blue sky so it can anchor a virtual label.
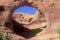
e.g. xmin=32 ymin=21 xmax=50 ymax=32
xmin=14 ymin=6 xmax=37 ymax=14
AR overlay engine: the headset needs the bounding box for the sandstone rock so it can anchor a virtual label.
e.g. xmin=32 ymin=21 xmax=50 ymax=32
xmin=0 ymin=0 xmax=60 ymax=40
xmin=12 ymin=12 xmax=47 ymax=29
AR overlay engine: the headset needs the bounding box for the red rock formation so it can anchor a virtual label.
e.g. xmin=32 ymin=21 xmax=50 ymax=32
xmin=0 ymin=0 xmax=60 ymax=40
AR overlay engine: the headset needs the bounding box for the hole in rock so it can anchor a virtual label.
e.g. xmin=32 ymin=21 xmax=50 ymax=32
xmin=28 ymin=18 xmax=33 ymax=22
xmin=0 ymin=6 xmax=5 ymax=12
xmin=14 ymin=6 xmax=37 ymax=15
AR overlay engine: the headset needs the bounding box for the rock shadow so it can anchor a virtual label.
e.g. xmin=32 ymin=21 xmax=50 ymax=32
xmin=5 ymin=18 xmax=43 ymax=39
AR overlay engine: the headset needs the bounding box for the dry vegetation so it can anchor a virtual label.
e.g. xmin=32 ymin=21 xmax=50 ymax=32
xmin=0 ymin=29 xmax=12 ymax=40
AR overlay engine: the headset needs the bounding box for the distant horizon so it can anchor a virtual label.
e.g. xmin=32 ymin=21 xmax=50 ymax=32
xmin=14 ymin=6 xmax=37 ymax=15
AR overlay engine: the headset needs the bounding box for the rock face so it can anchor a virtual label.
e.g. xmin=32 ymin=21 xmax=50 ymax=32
xmin=0 ymin=0 xmax=60 ymax=40
xmin=12 ymin=12 xmax=47 ymax=29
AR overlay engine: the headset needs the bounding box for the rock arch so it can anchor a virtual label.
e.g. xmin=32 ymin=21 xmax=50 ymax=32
xmin=0 ymin=0 xmax=46 ymax=25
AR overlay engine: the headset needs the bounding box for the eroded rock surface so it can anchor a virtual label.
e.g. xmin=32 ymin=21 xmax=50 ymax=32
xmin=12 ymin=12 xmax=47 ymax=29
xmin=0 ymin=0 xmax=60 ymax=40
